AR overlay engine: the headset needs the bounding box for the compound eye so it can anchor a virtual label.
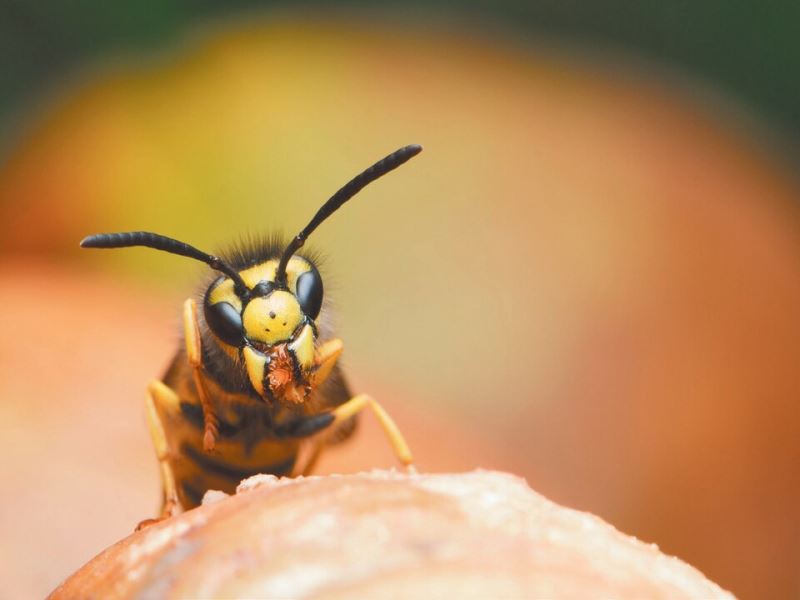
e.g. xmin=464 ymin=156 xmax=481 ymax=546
xmin=204 ymin=301 xmax=244 ymax=347
xmin=296 ymin=268 xmax=323 ymax=319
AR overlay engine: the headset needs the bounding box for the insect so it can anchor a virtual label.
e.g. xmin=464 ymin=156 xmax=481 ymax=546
xmin=81 ymin=144 xmax=421 ymax=523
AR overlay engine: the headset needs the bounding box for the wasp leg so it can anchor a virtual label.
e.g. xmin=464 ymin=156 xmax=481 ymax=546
xmin=298 ymin=440 xmax=327 ymax=476
xmin=313 ymin=338 xmax=343 ymax=386
xmin=136 ymin=380 xmax=182 ymax=529
xmin=334 ymin=394 xmax=413 ymax=467
xmin=183 ymin=298 xmax=219 ymax=452
xmin=295 ymin=338 xmax=346 ymax=475
xmin=299 ymin=394 xmax=414 ymax=476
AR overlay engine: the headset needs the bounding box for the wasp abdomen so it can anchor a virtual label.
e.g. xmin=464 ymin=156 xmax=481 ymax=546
xmin=181 ymin=444 xmax=296 ymax=482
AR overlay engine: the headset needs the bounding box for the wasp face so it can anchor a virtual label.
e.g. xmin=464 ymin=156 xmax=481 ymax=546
xmin=203 ymin=256 xmax=324 ymax=405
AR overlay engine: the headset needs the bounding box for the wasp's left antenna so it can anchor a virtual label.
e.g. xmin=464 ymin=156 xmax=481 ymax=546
xmin=274 ymin=144 xmax=423 ymax=287
xmin=81 ymin=231 xmax=250 ymax=297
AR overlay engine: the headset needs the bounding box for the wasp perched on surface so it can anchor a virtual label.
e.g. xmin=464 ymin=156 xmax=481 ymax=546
xmin=82 ymin=145 xmax=420 ymax=523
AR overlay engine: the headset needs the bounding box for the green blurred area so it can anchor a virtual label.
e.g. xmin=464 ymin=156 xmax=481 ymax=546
xmin=1 ymin=1 xmax=799 ymax=142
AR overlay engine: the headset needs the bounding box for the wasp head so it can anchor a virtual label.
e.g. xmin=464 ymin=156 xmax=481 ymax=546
xmin=203 ymin=255 xmax=324 ymax=405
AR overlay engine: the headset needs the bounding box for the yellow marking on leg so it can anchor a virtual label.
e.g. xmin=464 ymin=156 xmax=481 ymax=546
xmin=183 ymin=298 xmax=201 ymax=365
xmin=314 ymin=338 xmax=343 ymax=386
xmin=145 ymin=381 xmax=181 ymax=520
xmin=332 ymin=394 xmax=414 ymax=467
xmin=183 ymin=298 xmax=219 ymax=452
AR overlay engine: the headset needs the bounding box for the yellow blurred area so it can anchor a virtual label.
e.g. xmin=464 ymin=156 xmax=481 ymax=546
xmin=1 ymin=17 xmax=799 ymax=599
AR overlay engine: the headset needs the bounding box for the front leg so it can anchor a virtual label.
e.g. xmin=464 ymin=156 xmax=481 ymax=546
xmin=313 ymin=338 xmax=343 ymax=387
xmin=299 ymin=338 xmax=415 ymax=475
xmin=183 ymin=298 xmax=219 ymax=452
xmin=137 ymin=380 xmax=182 ymax=529
xmin=330 ymin=393 xmax=414 ymax=467
xmin=297 ymin=393 xmax=414 ymax=476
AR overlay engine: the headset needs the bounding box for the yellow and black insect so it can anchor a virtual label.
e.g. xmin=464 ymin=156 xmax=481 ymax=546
xmin=81 ymin=145 xmax=421 ymax=522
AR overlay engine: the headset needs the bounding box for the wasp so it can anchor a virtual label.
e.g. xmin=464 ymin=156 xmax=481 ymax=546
xmin=81 ymin=145 xmax=421 ymax=523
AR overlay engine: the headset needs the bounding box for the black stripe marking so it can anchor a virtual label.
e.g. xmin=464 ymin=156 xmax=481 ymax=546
xmin=274 ymin=412 xmax=334 ymax=438
xmin=182 ymin=443 xmax=296 ymax=482
xmin=182 ymin=480 xmax=205 ymax=507
xmin=180 ymin=402 xmax=240 ymax=438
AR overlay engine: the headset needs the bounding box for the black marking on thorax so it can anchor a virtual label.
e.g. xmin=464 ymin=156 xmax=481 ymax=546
xmin=181 ymin=480 xmax=205 ymax=507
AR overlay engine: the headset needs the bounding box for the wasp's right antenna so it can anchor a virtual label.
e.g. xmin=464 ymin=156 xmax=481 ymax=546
xmin=274 ymin=144 xmax=423 ymax=287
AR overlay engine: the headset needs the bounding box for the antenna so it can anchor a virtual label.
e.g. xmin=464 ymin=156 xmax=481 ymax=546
xmin=274 ymin=144 xmax=423 ymax=286
xmin=80 ymin=231 xmax=250 ymax=297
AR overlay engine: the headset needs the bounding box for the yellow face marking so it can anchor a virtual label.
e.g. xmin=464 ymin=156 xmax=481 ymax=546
xmin=207 ymin=257 xmax=312 ymax=313
xmin=242 ymin=346 xmax=268 ymax=396
xmin=288 ymin=323 xmax=315 ymax=373
xmin=243 ymin=291 xmax=303 ymax=345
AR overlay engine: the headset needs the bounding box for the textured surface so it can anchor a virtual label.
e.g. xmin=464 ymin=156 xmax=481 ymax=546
xmin=49 ymin=470 xmax=734 ymax=599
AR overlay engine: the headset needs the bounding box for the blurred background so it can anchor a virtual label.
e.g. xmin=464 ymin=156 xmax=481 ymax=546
xmin=1 ymin=2 xmax=799 ymax=598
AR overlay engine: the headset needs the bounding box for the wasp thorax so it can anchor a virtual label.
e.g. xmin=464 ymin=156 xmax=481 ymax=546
xmin=243 ymin=291 xmax=303 ymax=345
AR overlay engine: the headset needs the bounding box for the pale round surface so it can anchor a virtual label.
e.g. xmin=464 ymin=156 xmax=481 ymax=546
xmin=49 ymin=470 xmax=734 ymax=599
